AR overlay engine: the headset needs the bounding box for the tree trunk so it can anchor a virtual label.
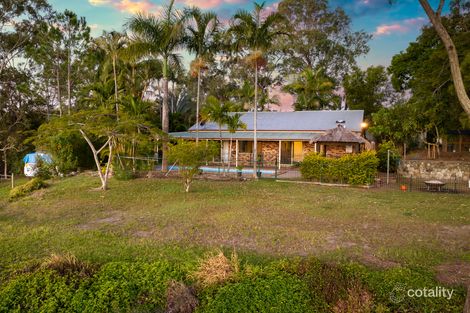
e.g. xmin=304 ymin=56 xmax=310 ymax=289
xmin=253 ymin=64 xmax=258 ymax=179
xmin=196 ymin=70 xmax=201 ymax=143
xmin=56 ymin=62 xmax=62 ymax=117
xmin=228 ymin=136 xmax=233 ymax=173
xmin=79 ymin=129 xmax=110 ymax=190
xmin=102 ymin=140 xmax=113 ymax=190
xmin=419 ymin=0 xmax=470 ymax=117
xmin=67 ymin=41 xmax=72 ymax=115
xmin=3 ymin=149 xmax=7 ymax=178
xmin=161 ymin=60 xmax=169 ymax=172
xmin=113 ymin=56 xmax=119 ymax=119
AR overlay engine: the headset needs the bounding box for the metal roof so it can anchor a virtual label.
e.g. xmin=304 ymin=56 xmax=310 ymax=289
xmin=170 ymin=131 xmax=322 ymax=141
xmin=189 ymin=110 xmax=365 ymax=132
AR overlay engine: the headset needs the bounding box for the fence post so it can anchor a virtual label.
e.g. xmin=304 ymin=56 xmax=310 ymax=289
xmin=274 ymin=159 xmax=278 ymax=179
xmin=11 ymin=173 xmax=14 ymax=189
xmin=409 ymin=175 xmax=412 ymax=192
xmin=386 ymin=150 xmax=390 ymax=185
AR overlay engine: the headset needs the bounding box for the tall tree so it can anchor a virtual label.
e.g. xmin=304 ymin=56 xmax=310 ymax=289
xmin=277 ymin=0 xmax=370 ymax=79
xmin=344 ymin=66 xmax=399 ymax=119
xmin=127 ymin=0 xmax=185 ymax=171
xmin=95 ymin=31 xmax=127 ymax=118
xmin=390 ymin=0 xmax=470 ymax=117
xmin=226 ymin=113 xmax=246 ymax=172
xmin=56 ymin=10 xmax=90 ymax=115
xmin=185 ymin=7 xmax=219 ymax=143
xmin=229 ymin=2 xmax=286 ymax=178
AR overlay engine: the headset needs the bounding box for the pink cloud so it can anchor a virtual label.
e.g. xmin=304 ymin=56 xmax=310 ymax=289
xmin=374 ymin=17 xmax=426 ymax=36
xmin=182 ymin=0 xmax=223 ymax=9
xmin=260 ymin=2 xmax=279 ymax=19
xmin=177 ymin=0 xmax=247 ymax=9
xmin=89 ymin=0 xmax=160 ymax=14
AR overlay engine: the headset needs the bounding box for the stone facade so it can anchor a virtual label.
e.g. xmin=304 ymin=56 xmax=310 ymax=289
xmin=324 ymin=144 xmax=347 ymax=158
xmin=399 ymin=160 xmax=470 ymax=180
xmin=260 ymin=142 xmax=279 ymax=165
xmin=302 ymin=142 xmax=316 ymax=156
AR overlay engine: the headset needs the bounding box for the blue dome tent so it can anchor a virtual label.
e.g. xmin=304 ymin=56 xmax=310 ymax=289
xmin=23 ymin=152 xmax=53 ymax=177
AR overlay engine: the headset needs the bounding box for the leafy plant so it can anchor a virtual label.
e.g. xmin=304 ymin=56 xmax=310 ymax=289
xmin=168 ymin=140 xmax=218 ymax=192
xmin=300 ymin=151 xmax=379 ymax=185
xmin=9 ymin=178 xmax=47 ymax=201
xmin=376 ymin=141 xmax=401 ymax=173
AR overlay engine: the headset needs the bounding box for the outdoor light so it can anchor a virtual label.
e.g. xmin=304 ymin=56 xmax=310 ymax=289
xmin=361 ymin=122 xmax=369 ymax=129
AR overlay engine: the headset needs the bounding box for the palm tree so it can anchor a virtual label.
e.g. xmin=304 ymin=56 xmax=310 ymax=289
xmin=226 ymin=113 xmax=246 ymax=172
xmin=283 ymin=68 xmax=340 ymax=110
xmin=95 ymin=31 xmax=127 ymax=118
xmin=200 ymin=96 xmax=232 ymax=170
xmin=229 ymin=2 xmax=285 ymax=177
xmin=127 ymin=0 xmax=185 ymax=171
xmin=185 ymin=7 xmax=219 ymax=143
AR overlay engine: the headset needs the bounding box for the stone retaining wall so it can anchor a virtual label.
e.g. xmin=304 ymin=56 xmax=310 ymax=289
xmin=399 ymin=160 xmax=470 ymax=180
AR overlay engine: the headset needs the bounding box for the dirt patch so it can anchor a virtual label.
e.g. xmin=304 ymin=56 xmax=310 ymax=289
xmin=435 ymin=262 xmax=470 ymax=286
xmin=134 ymin=230 xmax=154 ymax=238
xmin=77 ymin=212 xmax=124 ymax=230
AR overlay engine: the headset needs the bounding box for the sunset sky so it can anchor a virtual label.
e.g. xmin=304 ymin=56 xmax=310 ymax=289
xmin=48 ymin=0 xmax=447 ymax=68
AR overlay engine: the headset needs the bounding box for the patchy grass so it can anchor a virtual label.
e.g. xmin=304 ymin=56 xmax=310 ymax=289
xmin=0 ymin=174 xmax=469 ymax=283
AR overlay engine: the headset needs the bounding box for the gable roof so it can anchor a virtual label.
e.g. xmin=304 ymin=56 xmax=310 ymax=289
xmin=313 ymin=125 xmax=367 ymax=144
xmin=189 ymin=110 xmax=364 ymax=132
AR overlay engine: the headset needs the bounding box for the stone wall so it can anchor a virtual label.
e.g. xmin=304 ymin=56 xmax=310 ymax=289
xmin=325 ymin=144 xmax=347 ymax=158
xmin=399 ymin=160 xmax=470 ymax=180
xmin=303 ymin=142 xmax=316 ymax=156
xmin=260 ymin=142 xmax=279 ymax=165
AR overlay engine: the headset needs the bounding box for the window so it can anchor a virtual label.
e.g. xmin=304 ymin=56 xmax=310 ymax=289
xmin=239 ymin=141 xmax=253 ymax=153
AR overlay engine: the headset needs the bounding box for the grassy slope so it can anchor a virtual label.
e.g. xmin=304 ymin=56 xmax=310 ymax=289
xmin=0 ymin=175 xmax=469 ymax=275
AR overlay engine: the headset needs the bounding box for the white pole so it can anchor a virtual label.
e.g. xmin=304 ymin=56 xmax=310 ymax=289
xmin=235 ymin=140 xmax=239 ymax=168
xmin=278 ymin=140 xmax=281 ymax=170
xmin=386 ymin=149 xmax=390 ymax=185
xmin=11 ymin=173 xmax=14 ymax=189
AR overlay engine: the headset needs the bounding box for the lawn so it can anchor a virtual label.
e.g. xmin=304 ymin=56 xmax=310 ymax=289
xmin=0 ymin=174 xmax=469 ymax=311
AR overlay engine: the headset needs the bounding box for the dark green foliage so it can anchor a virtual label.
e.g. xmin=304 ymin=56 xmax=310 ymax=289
xmin=199 ymin=272 xmax=312 ymax=313
xmin=362 ymin=266 xmax=466 ymax=313
xmin=0 ymin=270 xmax=81 ymax=313
xmin=376 ymin=141 xmax=401 ymax=172
xmin=8 ymin=178 xmax=47 ymax=201
xmin=300 ymin=151 xmax=379 ymax=185
xmin=0 ymin=261 xmax=186 ymax=313
xmin=113 ymin=167 xmax=136 ymax=181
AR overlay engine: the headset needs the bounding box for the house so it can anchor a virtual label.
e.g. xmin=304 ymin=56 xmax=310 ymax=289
xmin=170 ymin=110 xmax=370 ymax=168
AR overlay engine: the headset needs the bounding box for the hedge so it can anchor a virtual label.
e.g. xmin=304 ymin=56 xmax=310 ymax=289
xmin=300 ymin=151 xmax=379 ymax=185
xmin=9 ymin=178 xmax=48 ymax=201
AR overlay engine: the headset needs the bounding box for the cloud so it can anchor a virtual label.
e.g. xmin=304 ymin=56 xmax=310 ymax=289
xmin=374 ymin=17 xmax=426 ymax=36
xmin=260 ymin=2 xmax=279 ymax=19
xmin=88 ymin=0 xmax=160 ymax=15
xmin=177 ymin=0 xmax=248 ymax=9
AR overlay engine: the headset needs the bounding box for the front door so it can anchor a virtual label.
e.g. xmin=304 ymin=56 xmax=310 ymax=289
xmin=281 ymin=141 xmax=292 ymax=164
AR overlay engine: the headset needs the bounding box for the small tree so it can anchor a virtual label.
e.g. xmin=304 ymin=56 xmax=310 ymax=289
xmin=168 ymin=140 xmax=218 ymax=192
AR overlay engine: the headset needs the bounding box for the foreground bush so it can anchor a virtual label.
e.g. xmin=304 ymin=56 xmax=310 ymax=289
xmin=8 ymin=178 xmax=47 ymax=201
xmin=300 ymin=151 xmax=379 ymax=185
xmin=0 ymin=254 xmax=466 ymax=313
xmin=199 ymin=273 xmax=313 ymax=313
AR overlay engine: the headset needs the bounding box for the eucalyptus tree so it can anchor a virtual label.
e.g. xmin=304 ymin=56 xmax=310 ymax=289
xmin=184 ymin=7 xmax=219 ymax=143
xmin=127 ymin=0 xmax=185 ymax=171
xmin=229 ymin=2 xmax=286 ymax=177
xmin=389 ymin=0 xmax=470 ymax=117
xmin=55 ymin=10 xmax=90 ymax=115
xmin=95 ymin=31 xmax=127 ymax=118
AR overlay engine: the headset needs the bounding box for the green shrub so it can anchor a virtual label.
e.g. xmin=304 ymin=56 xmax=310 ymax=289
xmin=376 ymin=141 xmax=400 ymax=172
xmin=198 ymin=267 xmax=313 ymax=313
xmin=0 ymin=270 xmax=82 ymax=313
xmin=9 ymin=178 xmax=47 ymax=201
xmin=75 ymin=261 xmax=186 ymax=312
xmin=300 ymin=151 xmax=379 ymax=185
xmin=362 ymin=266 xmax=466 ymax=312
xmin=114 ymin=167 xmax=135 ymax=181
